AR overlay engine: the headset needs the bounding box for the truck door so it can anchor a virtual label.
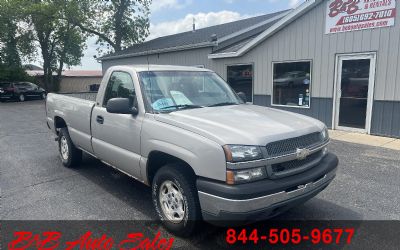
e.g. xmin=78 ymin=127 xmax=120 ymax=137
xmin=91 ymin=71 xmax=143 ymax=179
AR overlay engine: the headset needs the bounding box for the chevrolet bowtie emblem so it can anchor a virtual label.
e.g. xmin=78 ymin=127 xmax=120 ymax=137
xmin=296 ymin=148 xmax=311 ymax=160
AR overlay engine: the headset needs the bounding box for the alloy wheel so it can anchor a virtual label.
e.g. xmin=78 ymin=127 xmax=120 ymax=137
xmin=60 ymin=136 xmax=69 ymax=160
xmin=159 ymin=180 xmax=186 ymax=223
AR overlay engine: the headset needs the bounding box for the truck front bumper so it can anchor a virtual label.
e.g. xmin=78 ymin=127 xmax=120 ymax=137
xmin=197 ymin=153 xmax=338 ymax=223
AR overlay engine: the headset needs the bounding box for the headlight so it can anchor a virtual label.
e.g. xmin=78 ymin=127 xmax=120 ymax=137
xmin=226 ymin=167 xmax=267 ymax=184
xmin=223 ymin=145 xmax=263 ymax=162
xmin=321 ymin=127 xmax=329 ymax=141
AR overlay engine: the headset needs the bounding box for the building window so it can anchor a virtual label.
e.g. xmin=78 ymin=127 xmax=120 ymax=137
xmin=272 ymin=61 xmax=311 ymax=107
xmin=227 ymin=64 xmax=253 ymax=102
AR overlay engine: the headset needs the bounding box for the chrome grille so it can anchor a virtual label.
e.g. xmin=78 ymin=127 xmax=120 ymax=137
xmin=271 ymin=151 xmax=322 ymax=175
xmin=266 ymin=132 xmax=323 ymax=157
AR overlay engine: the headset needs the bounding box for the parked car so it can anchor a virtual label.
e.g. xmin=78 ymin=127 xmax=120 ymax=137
xmin=274 ymin=71 xmax=309 ymax=87
xmin=46 ymin=65 xmax=338 ymax=236
xmin=0 ymin=82 xmax=46 ymax=102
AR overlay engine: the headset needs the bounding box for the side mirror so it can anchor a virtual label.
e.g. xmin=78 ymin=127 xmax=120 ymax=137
xmin=237 ymin=92 xmax=247 ymax=103
xmin=106 ymin=98 xmax=138 ymax=115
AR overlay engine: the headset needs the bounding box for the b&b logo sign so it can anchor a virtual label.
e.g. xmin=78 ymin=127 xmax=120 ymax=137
xmin=325 ymin=0 xmax=396 ymax=34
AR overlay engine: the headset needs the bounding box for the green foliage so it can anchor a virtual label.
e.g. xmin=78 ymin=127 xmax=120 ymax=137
xmin=68 ymin=0 xmax=151 ymax=56
xmin=0 ymin=63 xmax=33 ymax=82
xmin=0 ymin=0 xmax=150 ymax=89
xmin=0 ymin=0 xmax=36 ymax=67
xmin=25 ymin=0 xmax=86 ymax=90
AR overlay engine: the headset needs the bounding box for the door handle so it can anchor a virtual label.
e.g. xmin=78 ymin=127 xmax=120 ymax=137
xmin=96 ymin=115 xmax=104 ymax=124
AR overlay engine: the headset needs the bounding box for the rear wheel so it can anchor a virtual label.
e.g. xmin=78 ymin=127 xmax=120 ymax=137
xmin=18 ymin=94 xmax=25 ymax=102
xmin=58 ymin=127 xmax=82 ymax=167
xmin=152 ymin=164 xmax=201 ymax=237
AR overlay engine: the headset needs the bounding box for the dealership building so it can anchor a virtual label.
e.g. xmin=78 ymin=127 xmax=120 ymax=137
xmin=101 ymin=0 xmax=400 ymax=138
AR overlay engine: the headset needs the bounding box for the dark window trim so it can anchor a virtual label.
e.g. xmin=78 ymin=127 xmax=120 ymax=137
xmin=102 ymin=70 xmax=135 ymax=107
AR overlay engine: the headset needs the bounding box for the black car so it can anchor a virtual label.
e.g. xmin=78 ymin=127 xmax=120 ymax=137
xmin=0 ymin=82 xmax=46 ymax=102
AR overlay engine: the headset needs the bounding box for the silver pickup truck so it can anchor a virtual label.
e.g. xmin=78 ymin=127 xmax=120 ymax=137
xmin=46 ymin=65 xmax=338 ymax=236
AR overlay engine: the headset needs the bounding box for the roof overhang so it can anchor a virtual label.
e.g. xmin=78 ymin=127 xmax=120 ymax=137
xmin=100 ymin=42 xmax=216 ymax=61
xmin=216 ymin=10 xmax=291 ymax=44
xmin=208 ymin=0 xmax=322 ymax=59
xmin=100 ymin=10 xmax=292 ymax=62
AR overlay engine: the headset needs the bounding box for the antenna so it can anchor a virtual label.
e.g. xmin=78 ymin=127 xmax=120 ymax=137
xmin=192 ymin=17 xmax=196 ymax=32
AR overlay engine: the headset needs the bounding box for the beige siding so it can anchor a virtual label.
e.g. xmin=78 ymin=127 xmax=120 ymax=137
xmin=59 ymin=77 xmax=103 ymax=92
xmin=102 ymin=0 xmax=400 ymax=101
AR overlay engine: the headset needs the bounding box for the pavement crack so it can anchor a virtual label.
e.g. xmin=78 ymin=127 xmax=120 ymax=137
xmin=3 ymin=174 xmax=79 ymax=198
xmin=380 ymin=139 xmax=398 ymax=147
xmin=0 ymin=131 xmax=49 ymax=139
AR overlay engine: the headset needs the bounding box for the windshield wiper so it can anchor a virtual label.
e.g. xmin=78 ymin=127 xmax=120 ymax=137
xmin=159 ymin=104 xmax=204 ymax=111
xmin=208 ymin=102 xmax=238 ymax=107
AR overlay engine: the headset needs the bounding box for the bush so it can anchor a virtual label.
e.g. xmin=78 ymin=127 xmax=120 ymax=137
xmin=0 ymin=64 xmax=34 ymax=82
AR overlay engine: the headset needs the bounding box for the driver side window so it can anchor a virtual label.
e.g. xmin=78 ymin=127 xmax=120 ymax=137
xmin=103 ymin=71 xmax=136 ymax=107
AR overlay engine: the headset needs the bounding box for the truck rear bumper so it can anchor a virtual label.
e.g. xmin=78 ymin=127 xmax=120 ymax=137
xmin=197 ymin=153 xmax=338 ymax=223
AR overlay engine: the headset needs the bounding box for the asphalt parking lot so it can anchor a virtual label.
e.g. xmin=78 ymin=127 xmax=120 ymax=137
xmin=1 ymin=100 xmax=400 ymax=247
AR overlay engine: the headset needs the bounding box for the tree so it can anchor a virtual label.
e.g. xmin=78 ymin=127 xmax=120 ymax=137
xmin=28 ymin=0 xmax=85 ymax=91
xmin=0 ymin=0 xmax=35 ymax=82
xmin=68 ymin=0 xmax=151 ymax=56
xmin=0 ymin=0 xmax=35 ymax=68
xmin=0 ymin=0 xmax=85 ymax=90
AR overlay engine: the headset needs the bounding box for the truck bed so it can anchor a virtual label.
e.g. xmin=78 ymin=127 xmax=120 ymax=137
xmin=46 ymin=92 xmax=97 ymax=153
xmin=60 ymin=91 xmax=97 ymax=102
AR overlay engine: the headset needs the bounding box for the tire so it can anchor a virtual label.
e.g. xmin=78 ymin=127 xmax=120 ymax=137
xmin=58 ymin=127 xmax=82 ymax=168
xmin=18 ymin=94 xmax=25 ymax=102
xmin=152 ymin=164 xmax=201 ymax=237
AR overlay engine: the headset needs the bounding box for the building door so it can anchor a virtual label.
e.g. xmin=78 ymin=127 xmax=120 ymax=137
xmin=227 ymin=64 xmax=253 ymax=102
xmin=334 ymin=53 xmax=376 ymax=133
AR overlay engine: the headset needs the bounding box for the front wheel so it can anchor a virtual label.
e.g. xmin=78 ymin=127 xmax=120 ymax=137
xmin=58 ymin=127 xmax=82 ymax=167
xmin=152 ymin=164 xmax=201 ymax=237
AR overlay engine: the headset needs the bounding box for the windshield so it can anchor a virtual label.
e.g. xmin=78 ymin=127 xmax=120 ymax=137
xmin=138 ymin=71 xmax=241 ymax=112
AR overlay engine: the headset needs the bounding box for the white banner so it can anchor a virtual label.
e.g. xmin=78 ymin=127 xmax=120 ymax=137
xmin=325 ymin=0 xmax=396 ymax=34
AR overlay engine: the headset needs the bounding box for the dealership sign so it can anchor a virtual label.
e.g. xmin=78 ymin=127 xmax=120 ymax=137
xmin=326 ymin=0 xmax=396 ymax=34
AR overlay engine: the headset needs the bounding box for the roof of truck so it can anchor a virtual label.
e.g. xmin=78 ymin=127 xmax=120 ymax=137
xmin=111 ymin=65 xmax=213 ymax=72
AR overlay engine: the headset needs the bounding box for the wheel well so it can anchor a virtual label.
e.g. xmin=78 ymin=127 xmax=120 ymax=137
xmin=146 ymin=151 xmax=196 ymax=185
xmin=54 ymin=116 xmax=67 ymax=134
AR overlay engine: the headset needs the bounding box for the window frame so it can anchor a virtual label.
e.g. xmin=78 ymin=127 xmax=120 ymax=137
xmin=102 ymin=70 xmax=136 ymax=107
xmin=271 ymin=59 xmax=313 ymax=109
xmin=226 ymin=63 xmax=254 ymax=103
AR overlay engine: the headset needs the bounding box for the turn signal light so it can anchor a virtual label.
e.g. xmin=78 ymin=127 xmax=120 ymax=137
xmin=226 ymin=170 xmax=235 ymax=185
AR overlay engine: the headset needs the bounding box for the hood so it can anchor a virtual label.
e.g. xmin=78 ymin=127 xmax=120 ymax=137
xmin=155 ymin=104 xmax=325 ymax=145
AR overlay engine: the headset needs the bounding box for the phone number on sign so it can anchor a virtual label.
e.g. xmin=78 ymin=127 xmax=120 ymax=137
xmin=226 ymin=228 xmax=355 ymax=245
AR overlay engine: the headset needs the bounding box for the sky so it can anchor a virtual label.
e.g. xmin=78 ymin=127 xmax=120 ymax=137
xmin=55 ymin=0 xmax=304 ymax=70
